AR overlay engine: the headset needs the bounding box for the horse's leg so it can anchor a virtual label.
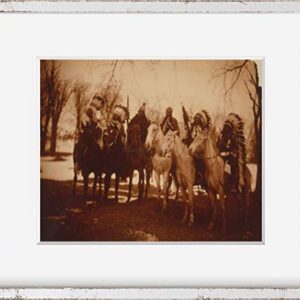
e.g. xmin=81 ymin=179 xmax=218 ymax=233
xmin=208 ymin=189 xmax=217 ymax=230
xmin=153 ymin=171 xmax=161 ymax=206
xmin=127 ymin=169 xmax=134 ymax=203
xmin=166 ymin=174 xmax=173 ymax=201
xmin=162 ymin=171 xmax=170 ymax=210
xmin=83 ymin=172 xmax=89 ymax=198
xmin=187 ymin=185 xmax=194 ymax=226
xmin=138 ymin=169 xmax=145 ymax=201
xmin=181 ymin=186 xmax=188 ymax=223
xmin=144 ymin=168 xmax=150 ymax=200
xmin=92 ymin=172 xmax=97 ymax=197
xmin=98 ymin=172 xmax=102 ymax=199
xmin=219 ymin=189 xmax=227 ymax=233
xmin=104 ymin=172 xmax=111 ymax=201
xmin=242 ymin=189 xmax=252 ymax=238
xmin=173 ymin=173 xmax=180 ymax=201
xmin=72 ymin=168 xmax=77 ymax=196
xmin=114 ymin=173 xmax=120 ymax=203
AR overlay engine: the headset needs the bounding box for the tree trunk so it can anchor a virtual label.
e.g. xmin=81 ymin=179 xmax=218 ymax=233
xmin=255 ymin=133 xmax=262 ymax=196
xmin=50 ymin=117 xmax=59 ymax=155
xmin=41 ymin=112 xmax=51 ymax=155
xmin=255 ymin=85 xmax=262 ymax=198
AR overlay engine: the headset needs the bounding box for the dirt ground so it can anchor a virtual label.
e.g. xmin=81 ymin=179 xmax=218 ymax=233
xmin=41 ymin=156 xmax=262 ymax=242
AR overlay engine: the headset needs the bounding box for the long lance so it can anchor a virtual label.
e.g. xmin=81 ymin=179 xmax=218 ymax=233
xmin=127 ymin=95 xmax=130 ymax=126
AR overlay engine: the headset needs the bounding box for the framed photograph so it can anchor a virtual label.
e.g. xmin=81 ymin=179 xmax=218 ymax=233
xmin=1 ymin=1 xmax=300 ymax=298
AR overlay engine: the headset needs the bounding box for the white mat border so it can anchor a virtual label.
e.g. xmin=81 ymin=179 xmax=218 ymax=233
xmin=1 ymin=1 xmax=300 ymax=14
xmin=1 ymin=288 xmax=300 ymax=299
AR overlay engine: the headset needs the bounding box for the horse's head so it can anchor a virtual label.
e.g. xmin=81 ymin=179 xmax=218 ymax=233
xmin=103 ymin=123 xmax=120 ymax=150
xmin=94 ymin=123 xmax=106 ymax=151
xmin=145 ymin=123 xmax=160 ymax=151
xmin=188 ymin=128 xmax=208 ymax=158
xmin=127 ymin=124 xmax=141 ymax=149
xmin=161 ymin=130 xmax=177 ymax=155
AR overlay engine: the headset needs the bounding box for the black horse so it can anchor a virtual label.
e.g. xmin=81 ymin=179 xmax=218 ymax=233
xmin=126 ymin=123 xmax=151 ymax=202
xmin=72 ymin=125 xmax=105 ymax=198
xmin=102 ymin=122 xmax=127 ymax=202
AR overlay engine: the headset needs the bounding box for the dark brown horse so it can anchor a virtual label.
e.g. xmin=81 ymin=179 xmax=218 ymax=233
xmin=72 ymin=124 xmax=105 ymax=198
xmin=217 ymin=113 xmax=252 ymax=233
xmin=126 ymin=123 xmax=151 ymax=202
xmin=102 ymin=122 xmax=127 ymax=202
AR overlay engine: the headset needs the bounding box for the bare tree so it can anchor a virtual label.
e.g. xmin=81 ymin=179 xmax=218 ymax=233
xmin=217 ymin=60 xmax=262 ymax=195
xmin=95 ymin=60 xmax=122 ymax=121
xmin=73 ymin=80 xmax=90 ymax=141
xmin=49 ymin=79 xmax=73 ymax=155
xmin=40 ymin=61 xmax=60 ymax=155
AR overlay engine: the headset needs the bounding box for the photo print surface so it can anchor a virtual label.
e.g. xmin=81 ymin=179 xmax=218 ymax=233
xmin=40 ymin=59 xmax=262 ymax=242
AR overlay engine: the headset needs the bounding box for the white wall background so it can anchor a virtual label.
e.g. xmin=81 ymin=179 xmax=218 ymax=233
xmin=0 ymin=14 xmax=300 ymax=287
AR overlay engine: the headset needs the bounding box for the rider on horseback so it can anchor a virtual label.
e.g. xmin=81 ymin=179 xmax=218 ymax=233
xmin=108 ymin=104 xmax=129 ymax=179
xmin=110 ymin=104 xmax=128 ymax=144
xmin=129 ymin=103 xmax=150 ymax=143
xmin=76 ymin=93 xmax=107 ymax=168
xmin=191 ymin=110 xmax=211 ymax=137
xmin=217 ymin=120 xmax=240 ymax=193
xmin=81 ymin=93 xmax=106 ymax=130
xmin=161 ymin=106 xmax=179 ymax=135
xmin=190 ymin=109 xmax=212 ymax=190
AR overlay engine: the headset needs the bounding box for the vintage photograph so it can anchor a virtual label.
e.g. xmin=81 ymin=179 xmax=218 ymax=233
xmin=40 ymin=59 xmax=262 ymax=242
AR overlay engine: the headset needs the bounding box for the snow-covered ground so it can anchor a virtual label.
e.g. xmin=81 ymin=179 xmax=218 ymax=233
xmin=41 ymin=155 xmax=257 ymax=193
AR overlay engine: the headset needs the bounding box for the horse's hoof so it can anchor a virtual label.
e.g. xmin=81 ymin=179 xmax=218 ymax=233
xmin=208 ymin=222 xmax=215 ymax=231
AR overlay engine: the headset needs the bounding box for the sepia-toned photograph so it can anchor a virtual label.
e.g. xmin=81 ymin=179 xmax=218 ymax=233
xmin=40 ymin=59 xmax=262 ymax=242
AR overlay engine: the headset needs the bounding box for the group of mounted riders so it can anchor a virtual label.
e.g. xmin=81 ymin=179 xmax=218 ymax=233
xmin=73 ymin=92 xmax=251 ymax=232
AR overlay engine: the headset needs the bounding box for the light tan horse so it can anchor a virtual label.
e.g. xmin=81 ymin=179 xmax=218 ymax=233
xmin=188 ymin=128 xmax=227 ymax=231
xmin=145 ymin=123 xmax=173 ymax=209
xmin=163 ymin=131 xmax=196 ymax=225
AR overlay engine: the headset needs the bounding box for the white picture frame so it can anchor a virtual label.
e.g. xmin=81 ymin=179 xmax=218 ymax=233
xmin=0 ymin=2 xmax=300 ymax=299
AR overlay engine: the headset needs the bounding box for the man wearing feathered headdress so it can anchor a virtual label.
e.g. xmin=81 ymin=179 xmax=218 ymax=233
xmin=110 ymin=104 xmax=129 ymax=145
xmin=191 ymin=110 xmax=212 ymax=138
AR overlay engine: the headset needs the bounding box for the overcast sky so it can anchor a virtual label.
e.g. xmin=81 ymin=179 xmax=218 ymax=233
xmin=56 ymin=59 xmax=262 ymax=137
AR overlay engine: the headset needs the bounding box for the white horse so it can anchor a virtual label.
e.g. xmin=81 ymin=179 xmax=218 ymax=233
xmin=163 ymin=131 xmax=196 ymax=225
xmin=189 ymin=128 xmax=227 ymax=232
xmin=145 ymin=123 xmax=173 ymax=209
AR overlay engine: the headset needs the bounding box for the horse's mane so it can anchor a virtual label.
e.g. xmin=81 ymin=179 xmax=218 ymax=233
xmin=224 ymin=113 xmax=247 ymax=191
xmin=174 ymin=134 xmax=190 ymax=156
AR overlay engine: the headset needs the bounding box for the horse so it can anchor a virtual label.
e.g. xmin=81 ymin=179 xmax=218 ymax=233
xmin=102 ymin=122 xmax=127 ymax=202
xmin=188 ymin=128 xmax=227 ymax=232
xmin=163 ymin=131 xmax=196 ymax=225
xmin=72 ymin=124 xmax=105 ymax=198
xmin=126 ymin=123 xmax=151 ymax=202
xmin=145 ymin=122 xmax=179 ymax=209
xmin=217 ymin=113 xmax=252 ymax=232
